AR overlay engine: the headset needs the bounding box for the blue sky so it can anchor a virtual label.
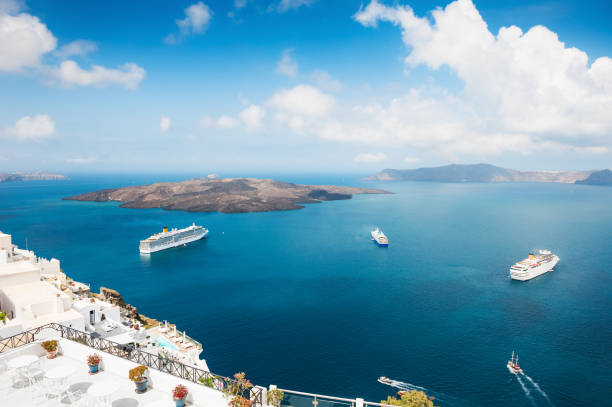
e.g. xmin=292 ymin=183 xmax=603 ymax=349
xmin=1 ymin=0 xmax=612 ymax=173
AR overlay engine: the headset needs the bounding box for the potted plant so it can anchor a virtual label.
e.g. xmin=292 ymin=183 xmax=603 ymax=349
xmin=223 ymin=372 xmax=253 ymax=407
xmin=267 ymin=389 xmax=284 ymax=407
xmin=87 ymin=354 xmax=101 ymax=374
xmin=41 ymin=340 xmax=59 ymax=359
xmin=0 ymin=311 xmax=7 ymax=325
xmin=173 ymin=384 xmax=189 ymax=407
xmin=129 ymin=365 xmax=148 ymax=393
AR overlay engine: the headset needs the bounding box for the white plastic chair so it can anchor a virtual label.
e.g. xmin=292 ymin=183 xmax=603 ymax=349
xmin=25 ymin=360 xmax=45 ymax=386
xmin=29 ymin=379 xmax=56 ymax=406
xmin=66 ymin=389 xmax=88 ymax=407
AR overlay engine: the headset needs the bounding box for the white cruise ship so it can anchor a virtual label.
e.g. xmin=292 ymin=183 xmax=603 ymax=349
xmin=371 ymin=228 xmax=389 ymax=247
xmin=510 ymin=250 xmax=559 ymax=281
xmin=139 ymin=224 xmax=208 ymax=254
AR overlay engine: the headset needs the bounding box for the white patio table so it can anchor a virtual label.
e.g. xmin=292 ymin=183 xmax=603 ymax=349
xmin=7 ymin=354 xmax=38 ymax=369
xmin=144 ymin=400 xmax=177 ymax=407
xmin=87 ymin=380 xmax=120 ymax=407
xmin=45 ymin=364 xmax=76 ymax=384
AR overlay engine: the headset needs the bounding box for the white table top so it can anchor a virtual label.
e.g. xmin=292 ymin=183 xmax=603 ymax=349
xmin=88 ymin=381 xmax=121 ymax=397
xmin=7 ymin=355 xmax=38 ymax=369
xmin=144 ymin=401 xmax=177 ymax=407
xmin=45 ymin=365 xmax=77 ymax=380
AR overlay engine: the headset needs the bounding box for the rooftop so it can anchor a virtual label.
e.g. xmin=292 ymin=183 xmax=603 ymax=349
xmin=0 ymin=260 xmax=40 ymax=276
xmin=2 ymin=281 xmax=70 ymax=305
xmin=0 ymin=326 xmax=241 ymax=407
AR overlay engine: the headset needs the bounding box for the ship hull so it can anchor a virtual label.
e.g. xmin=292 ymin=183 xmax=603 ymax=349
xmin=371 ymin=231 xmax=388 ymax=247
xmin=510 ymin=255 xmax=559 ymax=281
xmin=140 ymin=229 xmax=208 ymax=254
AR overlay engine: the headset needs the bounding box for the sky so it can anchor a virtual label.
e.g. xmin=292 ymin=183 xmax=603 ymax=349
xmin=1 ymin=0 xmax=611 ymax=173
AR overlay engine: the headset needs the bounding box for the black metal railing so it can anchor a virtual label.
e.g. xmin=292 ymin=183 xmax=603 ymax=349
xmin=0 ymin=323 xmax=263 ymax=407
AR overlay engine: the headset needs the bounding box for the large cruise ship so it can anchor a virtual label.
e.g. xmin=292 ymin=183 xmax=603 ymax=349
xmin=139 ymin=224 xmax=208 ymax=254
xmin=510 ymin=250 xmax=559 ymax=281
xmin=371 ymin=228 xmax=389 ymax=247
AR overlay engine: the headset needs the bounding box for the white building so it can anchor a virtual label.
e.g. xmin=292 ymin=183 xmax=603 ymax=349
xmin=72 ymin=297 xmax=121 ymax=333
xmin=0 ymin=230 xmax=118 ymax=339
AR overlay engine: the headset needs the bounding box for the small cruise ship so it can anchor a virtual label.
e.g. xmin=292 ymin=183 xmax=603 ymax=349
xmin=139 ymin=224 xmax=208 ymax=254
xmin=371 ymin=228 xmax=389 ymax=247
xmin=507 ymin=351 xmax=523 ymax=374
xmin=509 ymin=250 xmax=559 ymax=281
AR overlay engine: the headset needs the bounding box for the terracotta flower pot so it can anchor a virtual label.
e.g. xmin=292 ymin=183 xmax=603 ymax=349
xmin=46 ymin=349 xmax=57 ymax=359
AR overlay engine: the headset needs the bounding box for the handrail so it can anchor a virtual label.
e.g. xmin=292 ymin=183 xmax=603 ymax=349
xmin=0 ymin=323 xmax=263 ymax=407
xmin=278 ymin=388 xmax=357 ymax=403
xmin=278 ymin=388 xmax=397 ymax=407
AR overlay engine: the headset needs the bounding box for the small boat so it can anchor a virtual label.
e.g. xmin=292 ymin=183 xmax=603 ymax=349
xmin=377 ymin=376 xmax=391 ymax=385
xmin=507 ymin=351 xmax=523 ymax=374
xmin=371 ymin=228 xmax=389 ymax=247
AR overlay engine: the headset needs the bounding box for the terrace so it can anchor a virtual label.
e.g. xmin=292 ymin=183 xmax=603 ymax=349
xmin=0 ymin=324 xmax=264 ymax=407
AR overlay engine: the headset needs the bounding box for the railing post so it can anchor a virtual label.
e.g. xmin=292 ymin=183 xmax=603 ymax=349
xmin=253 ymin=385 xmax=266 ymax=407
xmin=356 ymin=398 xmax=364 ymax=407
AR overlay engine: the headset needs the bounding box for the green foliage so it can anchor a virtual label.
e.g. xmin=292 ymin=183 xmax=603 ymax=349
xmin=266 ymin=389 xmax=284 ymax=407
xmin=41 ymin=340 xmax=58 ymax=352
xmin=382 ymin=390 xmax=437 ymax=407
xmin=199 ymin=376 xmax=216 ymax=388
xmin=0 ymin=311 xmax=7 ymax=324
xmin=223 ymin=372 xmax=253 ymax=406
xmin=129 ymin=365 xmax=148 ymax=382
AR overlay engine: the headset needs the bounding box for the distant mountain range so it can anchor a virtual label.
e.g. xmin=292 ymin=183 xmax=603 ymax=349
xmin=365 ymin=164 xmax=611 ymax=185
xmin=0 ymin=172 xmax=67 ymax=183
xmin=575 ymin=169 xmax=612 ymax=185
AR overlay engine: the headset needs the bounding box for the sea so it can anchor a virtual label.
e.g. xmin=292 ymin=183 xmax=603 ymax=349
xmin=1 ymin=173 xmax=611 ymax=407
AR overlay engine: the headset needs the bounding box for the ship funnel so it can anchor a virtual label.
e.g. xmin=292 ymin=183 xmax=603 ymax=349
xmin=528 ymin=253 xmax=534 ymax=260
xmin=163 ymin=226 xmax=168 ymax=233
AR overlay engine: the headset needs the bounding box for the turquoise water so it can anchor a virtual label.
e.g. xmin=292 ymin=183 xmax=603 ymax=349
xmin=155 ymin=334 xmax=179 ymax=351
xmin=1 ymin=174 xmax=611 ymax=406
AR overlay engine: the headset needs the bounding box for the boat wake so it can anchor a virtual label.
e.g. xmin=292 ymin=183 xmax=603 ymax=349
xmin=522 ymin=374 xmax=554 ymax=406
xmin=511 ymin=371 xmax=554 ymax=407
xmin=378 ymin=378 xmax=475 ymax=407
xmin=515 ymin=374 xmax=537 ymax=406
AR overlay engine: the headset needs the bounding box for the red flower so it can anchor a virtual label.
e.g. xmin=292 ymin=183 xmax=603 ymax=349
xmin=173 ymin=385 xmax=189 ymax=400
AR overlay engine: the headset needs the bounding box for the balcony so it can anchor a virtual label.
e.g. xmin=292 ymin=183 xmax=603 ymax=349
xmin=0 ymin=323 xmax=263 ymax=407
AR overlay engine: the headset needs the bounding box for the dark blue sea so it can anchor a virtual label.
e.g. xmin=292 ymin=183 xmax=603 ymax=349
xmin=1 ymin=174 xmax=611 ymax=407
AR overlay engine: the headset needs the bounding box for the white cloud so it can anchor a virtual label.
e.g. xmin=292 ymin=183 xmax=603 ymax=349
xmin=234 ymin=0 xmax=249 ymax=9
xmin=165 ymin=2 xmax=212 ymax=44
xmin=309 ymin=69 xmax=342 ymax=92
xmin=0 ymin=6 xmax=147 ymax=89
xmin=276 ymin=48 xmax=298 ymax=78
xmin=200 ymin=106 xmax=265 ymax=132
xmin=238 ymin=105 xmax=265 ymax=130
xmin=574 ymin=146 xmax=608 ymax=155
xmin=200 ymin=115 xmax=214 ymax=128
xmin=0 ymin=12 xmax=57 ymax=71
xmin=49 ymin=60 xmax=146 ymax=89
xmin=0 ymin=0 xmax=24 ymax=14
xmin=4 ymin=114 xmax=55 ymax=141
xmin=354 ymin=152 xmax=387 ymax=163
xmin=217 ymin=115 xmax=239 ymax=129
xmin=268 ymin=84 xmax=335 ymax=117
xmin=276 ymin=0 xmax=317 ymax=13
xmin=160 ymin=116 xmax=171 ymax=132
xmin=352 ymin=0 xmax=612 ymax=154
xmin=66 ymin=157 xmax=96 ymax=164
xmin=54 ymin=39 xmax=98 ymax=59
xmin=404 ymin=156 xmax=421 ymax=164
